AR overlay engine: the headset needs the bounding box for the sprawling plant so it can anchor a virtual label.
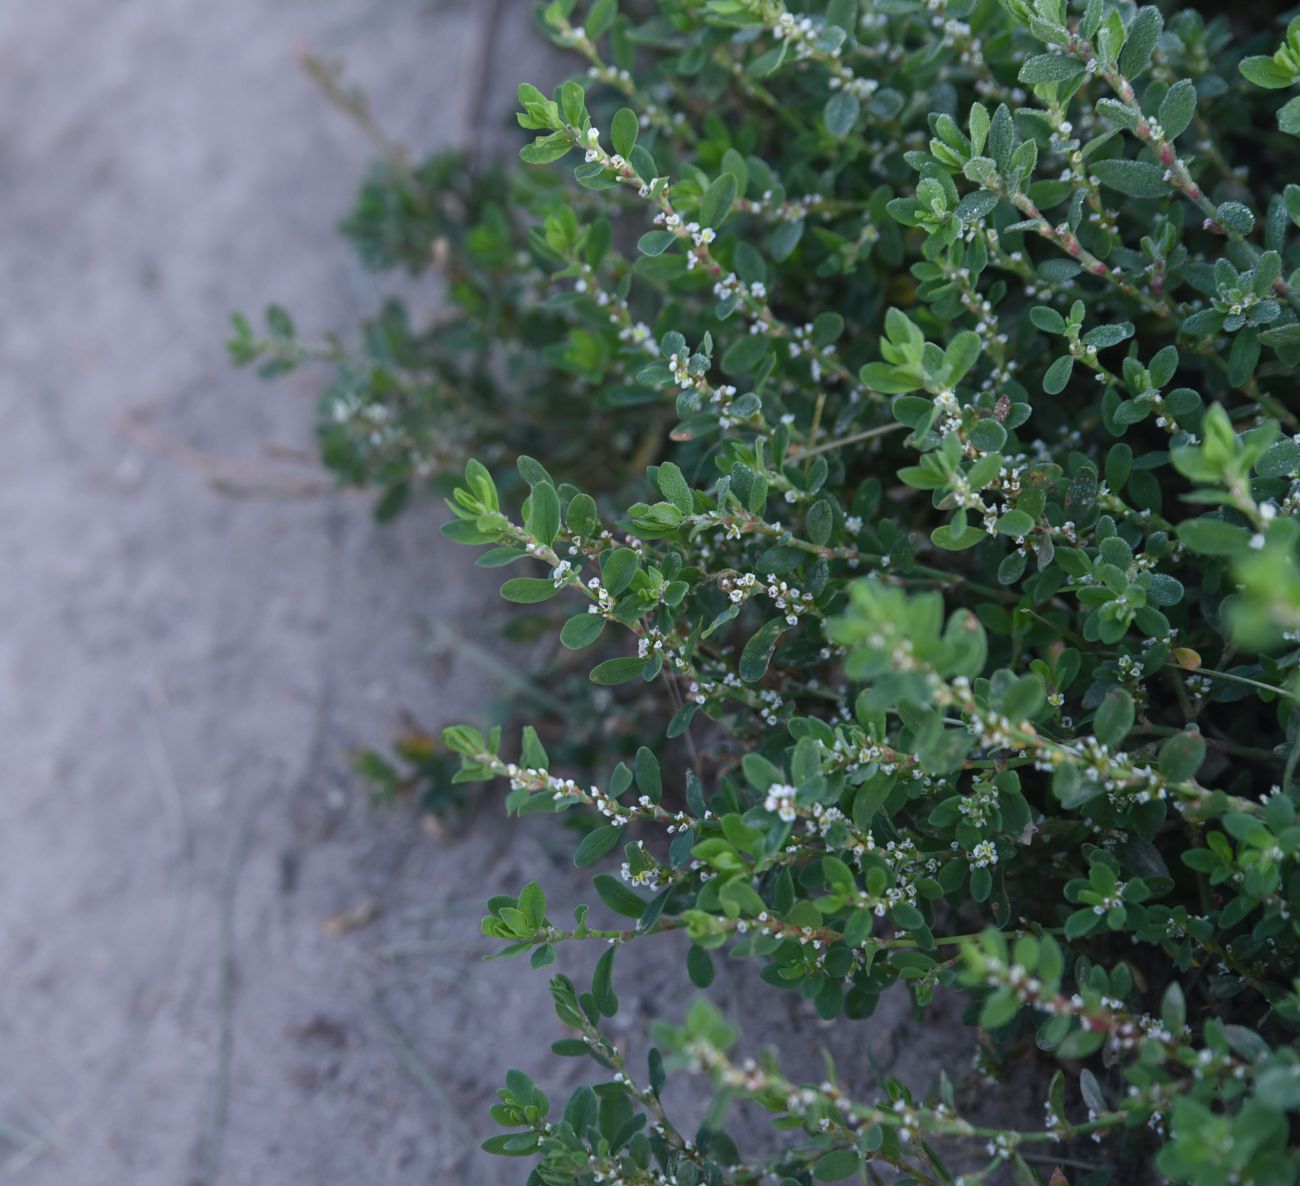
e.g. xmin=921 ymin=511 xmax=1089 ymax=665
xmin=239 ymin=1 xmax=1300 ymax=1182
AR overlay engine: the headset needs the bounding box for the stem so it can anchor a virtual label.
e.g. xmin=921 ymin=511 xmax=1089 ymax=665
xmin=997 ymin=185 xmax=1175 ymax=320
xmin=1177 ymin=662 xmax=1300 ymax=706
xmin=791 ymin=421 xmax=907 ymax=458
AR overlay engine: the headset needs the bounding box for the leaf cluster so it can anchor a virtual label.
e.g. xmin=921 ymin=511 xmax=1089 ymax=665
xmin=238 ymin=2 xmax=1300 ymax=1184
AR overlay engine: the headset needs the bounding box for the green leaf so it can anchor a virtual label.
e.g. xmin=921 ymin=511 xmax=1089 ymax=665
xmin=1105 ymin=442 xmax=1133 ymax=491
xmin=1157 ymin=78 xmax=1197 ymax=140
xmin=889 ymin=902 xmax=925 ymax=931
xmin=590 ymin=657 xmax=648 ymax=685
xmin=1118 ymin=6 xmax=1163 ymax=78
xmin=520 ymin=134 xmax=565 ymax=166
xmin=979 ymin=987 xmax=1019 ymax=1028
xmin=931 ymin=522 xmax=986 ymax=550
xmin=1279 ymin=95 xmax=1300 ymax=135
xmin=721 ymin=334 xmax=771 ymax=376
xmin=520 ymin=723 xmax=546 ymax=769
xmin=1181 ymin=308 xmax=1225 ymax=336
xmin=1094 ymin=687 xmax=1135 ymax=749
xmin=944 ymin=331 xmax=981 ymax=382
xmin=481 ymin=1132 xmax=541 ymax=1156
xmin=686 ymin=945 xmax=715 ymax=987
xmin=1229 ymin=328 xmax=1260 ymax=386
xmin=1056 ymin=1027 xmax=1104 ymax=1058
xmin=813 ymin=1150 xmax=862 ymax=1181
xmin=955 ymin=190 xmax=999 ymax=223
xmin=656 ymin=461 xmax=694 ymax=516
xmin=517 ymin=455 xmax=553 ymax=488
xmin=527 ymin=481 xmax=560 ymax=546
xmin=700 ymin=174 xmax=738 ymax=229
xmin=1161 ymin=982 xmax=1186 ymax=1033
xmin=567 ymin=492 xmax=598 ymax=536
xmin=998 ymin=550 xmax=1027 ymax=585
xmin=1216 ymin=201 xmax=1256 ymax=236
xmin=1030 ymin=305 xmax=1066 ymax=334
xmin=635 ymin=747 xmax=662 ymax=802
xmin=500 ymin=578 xmax=560 ymax=603
xmin=586 ymin=0 xmax=615 ymax=36
xmin=1176 ymin=517 xmax=1252 ymax=557
xmin=739 ymin=618 xmax=787 ymax=683
xmin=720 ymin=147 xmax=749 ymax=195
xmin=629 ymin=145 xmax=655 ymax=183
xmin=443 ymin=518 xmax=499 ymax=544
xmin=963 ymin=156 xmax=999 ymax=185
xmin=1019 ymin=54 xmax=1085 ymax=85
xmin=1257 ymin=439 xmax=1300 ymax=478
xmin=1097 ymin=97 xmax=1140 ymax=130
xmin=1286 ymin=184 xmax=1300 ymax=227
xmin=770 ymin=219 xmax=804 ymax=261
xmin=602 ymin=547 xmax=640 ymax=595
xmin=559 ymin=80 xmax=586 ymax=127
xmin=475 ymin=547 xmax=525 ymax=569
xmin=807 ymin=499 xmax=834 ymax=546
xmin=1082 ymin=322 xmax=1134 ymax=350
xmin=823 ymin=90 xmax=860 ymax=137
xmin=1090 ymin=158 xmax=1168 ymax=198
xmin=1004 ymin=673 xmax=1046 ymax=722
xmin=969 ymin=420 xmax=1006 ymax=453
xmin=592 ymin=947 xmax=618 ymax=1016
xmin=812 ymin=312 xmax=844 ymax=348
xmin=1256 ymin=1064 xmax=1300 ymax=1108
xmin=1043 ymin=355 xmax=1074 ymax=394
xmin=1158 ymin=732 xmax=1206 ymax=782
xmin=263 ymin=305 xmax=295 ymax=337
xmin=667 ymin=701 xmax=699 ymax=738
xmin=518 ymin=881 xmax=547 ymax=928
xmin=593 ymin=873 xmax=647 ymax=918
xmin=996 ymin=509 xmax=1035 ymax=537
xmin=860 ymin=361 xmax=917 ymax=393
xmin=1259 ymin=323 xmax=1300 ymax=347
xmin=637 ymin=230 xmax=677 ymax=256
xmin=1240 ymin=55 xmax=1297 ymax=89
xmin=611 ymin=107 xmax=639 ymax=157
xmin=575 ymin=825 xmax=622 ymax=867
xmin=561 ymin=613 xmax=606 ymax=649
xmin=1065 ymin=907 xmax=1100 ymax=940
xmin=969 ymin=102 xmax=990 ymax=155
xmin=647 ymin=1048 xmax=666 ymax=1094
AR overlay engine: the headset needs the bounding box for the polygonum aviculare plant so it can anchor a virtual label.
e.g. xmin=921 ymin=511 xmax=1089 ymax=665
xmin=238 ymin=2 xmax=1300 ymax=1182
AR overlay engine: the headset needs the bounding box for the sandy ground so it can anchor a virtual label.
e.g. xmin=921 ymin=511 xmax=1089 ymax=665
xmin=0 ymin=5 xmax=1048 ymax=1185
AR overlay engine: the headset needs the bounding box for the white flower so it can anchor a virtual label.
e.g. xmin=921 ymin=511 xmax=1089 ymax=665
xmin=971 ymin=840 xmax=998 ymax=867
xmin=763 ymin=783 xmax=798 ymax=822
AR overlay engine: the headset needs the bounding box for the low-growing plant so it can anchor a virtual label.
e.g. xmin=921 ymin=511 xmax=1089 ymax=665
xmin=243 ymin=0 xmax=1300 ymax=1182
